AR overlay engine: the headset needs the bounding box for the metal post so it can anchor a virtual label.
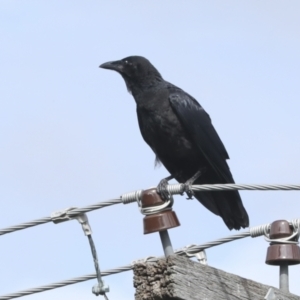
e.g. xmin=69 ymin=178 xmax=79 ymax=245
xmin=159 ymin=230 xmax=174 ymax=257
xmin=279 ymin=263 xmax=289 ymax=292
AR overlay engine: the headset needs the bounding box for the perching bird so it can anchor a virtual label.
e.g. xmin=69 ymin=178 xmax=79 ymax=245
xmin=100 ymin=56 xmax=249 ymax=230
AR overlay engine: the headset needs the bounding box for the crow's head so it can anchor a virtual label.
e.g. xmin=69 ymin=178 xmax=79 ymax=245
xmin=100 ymin=56 xmax=162 ymax=94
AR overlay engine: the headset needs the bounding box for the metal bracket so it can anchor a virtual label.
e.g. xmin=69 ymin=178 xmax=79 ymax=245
xmin=184 ymin=245 xmax=207 ymax=265
xmin=194 ymin=250 xmax=207 ymax=265
xmin=51 ymin=207 xmax=108 ymax=297
xmin=75 ymin=213 xmax=92 ymax=236
xmin=264 ymin=288 xmax=276 ymax=300
xmin=132 ymin=256 xmax=157 ymax=265
xmin=92 ymin=281 xmax=110 ymax=297
xmin=51 ymin=207 xmax=78 ymax=224
xmin=51 ymin=207 xmax=92 ymax=236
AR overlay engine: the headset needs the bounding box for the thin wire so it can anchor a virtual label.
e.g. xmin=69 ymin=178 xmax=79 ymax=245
xmin=88 ymin=235 xmax=103 ymax=284
xmin=88 ymin=235 xmax=109 ymax=298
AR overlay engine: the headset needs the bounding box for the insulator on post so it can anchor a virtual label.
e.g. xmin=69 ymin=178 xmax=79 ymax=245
xmin=265 ymin=220 xmax=300 ymax=293
xmin=265 ymin=220 xmax=300 ymax=266
xmin=141 ymin=188 xmax=180 ymax=234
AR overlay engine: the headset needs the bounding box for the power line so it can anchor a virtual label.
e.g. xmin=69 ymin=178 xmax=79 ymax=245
xmin=0 ymin=198 xmax=122 ymax=236
xmin=1 ymin=219 xmax=299 ymax=300
xmin=1 ymin=183 xmax=300 ymax=237
xmin=0 ymin=265 xmax=131 ymax=300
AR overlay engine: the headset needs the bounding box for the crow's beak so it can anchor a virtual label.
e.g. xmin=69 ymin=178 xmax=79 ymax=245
xmin=99 ymin=60 xmax=123 ymax=72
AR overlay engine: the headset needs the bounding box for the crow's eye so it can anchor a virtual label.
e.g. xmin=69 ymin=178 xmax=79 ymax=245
xmin=125 ymin=60 xmax=133 ymax=66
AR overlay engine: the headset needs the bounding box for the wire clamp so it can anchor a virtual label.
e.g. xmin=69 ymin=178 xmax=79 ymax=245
xmin=75 ymin=213 xmax=92 ymax=236
xmin=92 ymin=281 xmax=110 ymax=298
xmin=264 ymin=287 xmax=276 ymax=300
xmin=52 ymin=207 xmax=107 ymax=296
xmin=51 ymin=207 xmax=92 ymax=236
xmin=184 ymin=244 xmax=207 ymax=265
xmin=88 ymin=233 xmax=109 ymax=298
xmin=132 ymin=256 xmax=157 ymax=265
xmin=50 ymin=207 xmax=78 ymax=224
xmin=121 ymin=189 xmax=143 ymax=204
xmin=264 ymin=222 xmax=299 ymax=245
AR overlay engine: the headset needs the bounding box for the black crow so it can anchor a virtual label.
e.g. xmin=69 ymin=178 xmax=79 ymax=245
xmin=100 ymin=56 xmax=249 ymax=230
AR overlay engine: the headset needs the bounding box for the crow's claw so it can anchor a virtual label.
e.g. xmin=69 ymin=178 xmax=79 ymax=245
xmin=183 ymin=183 xmax=194 ymax=200
xmin=182 ymin=168 xmax=206 ymax=199
xmin=157 ymin=178 xmax=171 ymax=201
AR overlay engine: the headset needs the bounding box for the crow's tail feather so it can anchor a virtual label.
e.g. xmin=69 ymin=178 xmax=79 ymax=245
xmin=194 ymin=190 xmax=249 ymax=230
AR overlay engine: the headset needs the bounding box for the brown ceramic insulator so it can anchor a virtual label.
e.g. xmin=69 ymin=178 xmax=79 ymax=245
xmin=141 ymin=188 xmax=165 ymax=207
xmin=143 ymin=211 xmax=180 ymax=234
xmin=265 ymin=220 xmax=300 ymax=266
xmin=269 ymin=220 xmax=292 ymax=239
xmin=141 ymin=188 xmax=180 ymax=234
xmin=266 ymin=244 xmax=300 ymax=265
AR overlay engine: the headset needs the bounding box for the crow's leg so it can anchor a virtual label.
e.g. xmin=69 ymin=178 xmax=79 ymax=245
xmin=183 ymin=168 xmax=206 ymax=199
xmin=157 ymin=175 xmax=174 ymax=201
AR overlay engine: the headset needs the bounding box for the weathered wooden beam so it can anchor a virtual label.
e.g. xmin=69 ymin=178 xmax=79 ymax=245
xmin=133 ymin=255 xmax=300 ymax=300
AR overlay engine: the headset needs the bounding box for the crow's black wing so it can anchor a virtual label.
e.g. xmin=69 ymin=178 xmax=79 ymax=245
xmin=168 ymin=88 xmax=234 ymax=182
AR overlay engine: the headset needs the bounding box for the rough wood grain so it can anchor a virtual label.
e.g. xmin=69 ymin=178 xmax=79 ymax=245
xmin=133 ymin=255 xmax=300 ymax=300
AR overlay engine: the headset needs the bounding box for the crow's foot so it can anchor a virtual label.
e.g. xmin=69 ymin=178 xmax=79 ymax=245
xmin=157 ymin=175 xmax=174 ymax=201
xmin=183 ymin=168 xmax=206 ymax=199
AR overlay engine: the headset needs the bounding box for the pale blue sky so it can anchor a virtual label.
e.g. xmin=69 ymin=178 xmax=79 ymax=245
xmin=1 ymin=1 xmax=300 ymax=299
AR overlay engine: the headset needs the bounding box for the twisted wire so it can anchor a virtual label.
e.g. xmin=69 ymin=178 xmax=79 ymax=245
xmin=249 ymin=223 xmax=271 ymax=237
xmin=67 ymin=199 xmax=122 ymax=217
xmin=1 ymin=183 xmax=300 ymax=237
xmin=191 ymin=183 xmax=300 ymax=192
xmin=291 ymin=219 xmax=300 ymax=232
xmin=0 ymin=265 xmax=132 ymax=300
xmin=0 ymin=229 xmax=256 ymax=299
xmin=121 ymin=190 xmax=142 ymax=204
xmin=1 ymin=219 xmax=300 ymax=300
xmin=0 ymin=199 xmax=122 ymax=236
xmin=87 ymin=235 xmax=109 ymax=298
xmin=140 ymin=196 xmax=174 ymax=215
xmin=121 ymin=183 xmax=300 ymax=203
xmin=0 ymin=217 xmax=51 ymax=236
xmin=175 ymin=232 xmax=251 ymax=256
